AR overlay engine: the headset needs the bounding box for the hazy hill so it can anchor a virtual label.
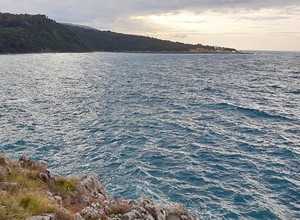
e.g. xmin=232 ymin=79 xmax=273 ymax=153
xmin=0 ymin=13 xmax=238 ymax=54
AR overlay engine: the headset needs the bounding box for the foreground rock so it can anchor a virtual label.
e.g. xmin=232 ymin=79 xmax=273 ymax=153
xmin=0 ymin=154 xmax=196 ymax=220
xmin=105 ymin=198 xmax=194 ymax=220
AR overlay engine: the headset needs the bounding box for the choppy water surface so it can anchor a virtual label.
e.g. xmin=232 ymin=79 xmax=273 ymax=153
xmin=0 ymin=51 xmax=299 ymax=219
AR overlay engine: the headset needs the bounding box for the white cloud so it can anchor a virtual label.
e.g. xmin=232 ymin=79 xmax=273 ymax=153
xmin=117 ymin=7 xmax=300 ymax=51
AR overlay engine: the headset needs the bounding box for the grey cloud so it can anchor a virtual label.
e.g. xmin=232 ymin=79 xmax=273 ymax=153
xmin=172 ymin=34 xmax=188 ymax=38
xmin=266 ymin=31 xmax=300 ymax=36
xmin=239 ymin=16 xmax=292 ymax=21
xmin=182 ymin=20 xmax=207 ymax=24
xmin=1 ymin=0 xmax=299 ymax=29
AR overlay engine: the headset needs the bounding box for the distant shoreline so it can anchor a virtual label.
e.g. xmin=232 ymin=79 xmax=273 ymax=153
xmin=0 ymin=12 xmax=240 ymax=55
xmin=0 ymin=50 xmax=252 ymax=56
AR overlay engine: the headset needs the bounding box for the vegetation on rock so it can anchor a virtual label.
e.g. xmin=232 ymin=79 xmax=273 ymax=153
xmin=0 ymin=154 xmax=196 ymax=220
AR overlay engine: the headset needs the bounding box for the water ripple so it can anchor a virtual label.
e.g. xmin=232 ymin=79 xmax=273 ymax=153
xmin=0 ymin=52 xmax=300 ymax=219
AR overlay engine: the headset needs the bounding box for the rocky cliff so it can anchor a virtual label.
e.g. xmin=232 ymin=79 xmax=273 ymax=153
xmin=0 ymin=154 xmax=196 ymax=220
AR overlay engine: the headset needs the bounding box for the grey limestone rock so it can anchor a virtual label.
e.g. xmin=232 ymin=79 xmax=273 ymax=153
xmin=158 ymin=203 xmax=195 ymax=220
xmin=121 ymin=210 xmax=142 ymax=220
xmin=0 ymin=167 xmax=12 ymax=175
xmin=74 ymin=173 xmax=109 ymax=202
xmin=25 ymin=213 xmax=54 ymax=220
xmin=145 ymin=215 xmax=155 ymax=220
xmin=46 ymin=191 xmax=53 ymax=197
xmin=72 ymin=212 xmax=84 ymax=220
xmin=39 ymin=169 xmax=54 ymax=182
xmin=139 ymin=198 xmax=196 ymax=220
xmin=78 ymin=194 xmax=90 ymax=205
xmin=0 ymin=181 xmax=17 ymax=190
xmin=105 ymin=198 xmax=196 ymax=220
xmin=80 ymin=206 xmax=100 ymax=219
xmin=53 ymin=195 xmax=63 ymax=205
xmin=162 ymin=203 xmax=195 ymax=220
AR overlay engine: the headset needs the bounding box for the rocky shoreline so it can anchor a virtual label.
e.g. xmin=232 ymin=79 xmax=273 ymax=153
xmin=0 ymin=154 xmax=196 ymax=220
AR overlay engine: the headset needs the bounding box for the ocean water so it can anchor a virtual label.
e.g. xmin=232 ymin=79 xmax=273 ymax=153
xmin=0 ymin=51 xmax=299 ymax=219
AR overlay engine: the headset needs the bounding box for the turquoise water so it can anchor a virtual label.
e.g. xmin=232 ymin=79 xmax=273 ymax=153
xmin=0 ymin=52 xmax=299 ymax=219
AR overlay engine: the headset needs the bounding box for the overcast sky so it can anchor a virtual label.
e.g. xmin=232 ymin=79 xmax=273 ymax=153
xmin=1 ymin=0 xmax=300 ymax=51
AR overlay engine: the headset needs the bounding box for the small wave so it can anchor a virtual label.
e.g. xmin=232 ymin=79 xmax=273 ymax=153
xmin=244 ymin=209 xmax=279 ymax=219
xmin=289 ymin=71 xmax=300 ymax=78
xmin=201 ymin=86 xmax=223 ymax=94
xmin=6 ymin=98 xmax=28 ymax=103
xmin=290 ymin=75 xmax=300 ymax=79
xmin=215 ymin=102 xmax=292 ymax=121
xmin=270 ymin=84 xmax=282 ymax=89
xmin=289 ymin=90 xmax=300 ymax=95
xmin=184 ymin=66 xmax=202 ymax=71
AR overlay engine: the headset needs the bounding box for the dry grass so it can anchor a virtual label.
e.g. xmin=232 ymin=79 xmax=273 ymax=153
xmin=0 ymin=154 xmax=75 ymax=219
xmin=0 ymin=191 xmax=55 ymax=220
xmin=0 ymin=154 xmax=119 ymax=220
xmin=50 ymin=176 xmax=78 ymax=194
xmin=6 ymin=168 xmax=45 ymax=190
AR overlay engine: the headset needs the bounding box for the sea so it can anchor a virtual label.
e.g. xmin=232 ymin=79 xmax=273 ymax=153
xmin=0 ymin=51 xmax=299 ymax=219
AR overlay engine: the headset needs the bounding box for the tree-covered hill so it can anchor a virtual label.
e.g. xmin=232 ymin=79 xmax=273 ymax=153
xmin=0 ymin=13 xmax=89 ymax=53
xmin=0 ymin=12 xmax=238 ymax=54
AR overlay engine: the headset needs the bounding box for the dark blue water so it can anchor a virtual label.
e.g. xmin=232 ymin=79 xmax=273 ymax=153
xmin=0 ymin=52 xmax=299 ymax=219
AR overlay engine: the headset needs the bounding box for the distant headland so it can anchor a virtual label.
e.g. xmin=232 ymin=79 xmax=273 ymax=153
xmin=0 ymin=12 xmax=240 ymax=54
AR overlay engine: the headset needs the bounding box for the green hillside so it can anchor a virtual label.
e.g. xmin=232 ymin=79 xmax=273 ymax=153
xmin=0 ymin=12 xmax=238 ymax=54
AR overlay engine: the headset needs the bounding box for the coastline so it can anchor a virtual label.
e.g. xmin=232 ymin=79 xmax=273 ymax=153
xmin=0 ymin=50 xmax=250 ymax=56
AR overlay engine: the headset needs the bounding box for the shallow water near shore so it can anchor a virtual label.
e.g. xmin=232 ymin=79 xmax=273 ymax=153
xmin=1 ymin=51 xmax=300 ymax=219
